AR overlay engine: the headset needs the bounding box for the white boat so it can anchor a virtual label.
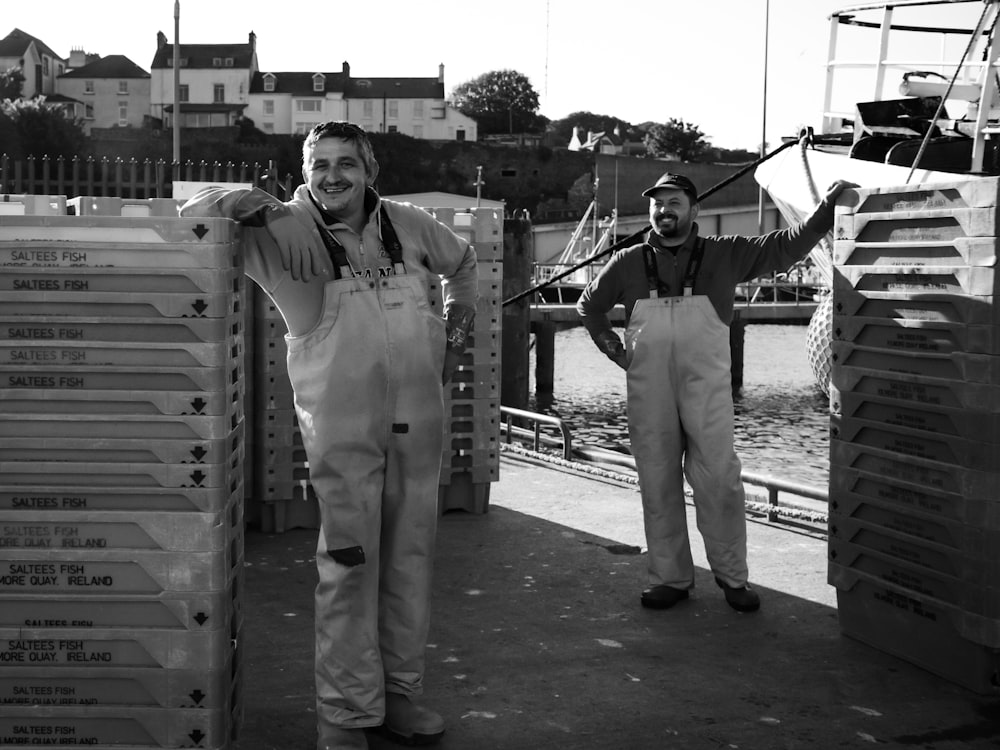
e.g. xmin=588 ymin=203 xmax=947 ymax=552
xmin=756 ymin=0 xmax=1000 ymax=231
xmin=754 ymin=0 xmax=1000 ymax=393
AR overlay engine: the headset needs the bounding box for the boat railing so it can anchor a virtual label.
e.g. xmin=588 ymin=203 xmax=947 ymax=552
xmin=735 ymin=263 xmax=825 ymax=304
xmin=823 ymin=1 xmax=1000 ymax=171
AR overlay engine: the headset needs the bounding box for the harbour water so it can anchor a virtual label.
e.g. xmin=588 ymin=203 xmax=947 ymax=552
xmin=528 ymin=323 xmax=830 ymax=490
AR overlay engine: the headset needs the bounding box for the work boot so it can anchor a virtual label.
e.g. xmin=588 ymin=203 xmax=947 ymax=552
xmin=640 ymin=584 xmax=689 ymax=610
xmin=317 ymin=726 xmax=369 ymax=750
xmin=377 ymin=692 xmax=445 ymax=745
xmin=715 ymin=577 xmax=761 ymax=612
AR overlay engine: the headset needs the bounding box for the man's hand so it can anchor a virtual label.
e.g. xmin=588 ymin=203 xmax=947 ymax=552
xmin=595 ymin=330 xmax=628 ymax=370
xmin=263 ymin=205 xmax=328 ymax=282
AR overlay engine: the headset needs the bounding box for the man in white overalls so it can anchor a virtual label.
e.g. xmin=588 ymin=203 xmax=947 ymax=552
xmin=181 ymin=122 xmax=478 ymax=750
xmin=577 ymin=173 xmax=850 ymax=614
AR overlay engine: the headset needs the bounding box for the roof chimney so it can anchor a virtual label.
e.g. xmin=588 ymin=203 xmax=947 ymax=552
xmin=342 ymin=60 xmax=350 ymax=77
xmin=438 ymin=63 xmax=444 ymax=83
xmin=249 ymin=31 xmax=256 ymax=51
xmin=156 ymin=31 xmax=167 ymax=49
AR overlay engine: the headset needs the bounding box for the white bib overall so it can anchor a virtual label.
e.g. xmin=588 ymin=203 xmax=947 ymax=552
xmin=625 ymin=293 xmax=748 ymax=590
xmin=285 ymin=265 xmax=446 ymax=730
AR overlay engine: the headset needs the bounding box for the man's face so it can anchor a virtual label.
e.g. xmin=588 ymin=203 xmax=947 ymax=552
xmin=648 ymin=188 xmax=698 ymax=243
xmin=302 ymin=137 xmax=372 ymax=218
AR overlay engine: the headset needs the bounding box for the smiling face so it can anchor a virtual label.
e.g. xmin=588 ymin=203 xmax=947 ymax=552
xmin=648 ymin=188 xmax=699 ymax=246
xmin=302 ymin=136 xmax=379 ymax=229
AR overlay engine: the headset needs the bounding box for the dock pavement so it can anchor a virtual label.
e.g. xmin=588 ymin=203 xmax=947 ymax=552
xmin=234 ymin=450 xmax=1000 ymax=750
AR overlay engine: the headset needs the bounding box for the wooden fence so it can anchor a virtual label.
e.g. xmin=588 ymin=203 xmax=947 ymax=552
xmin=0 ymin=154 xmax=298 ymax=200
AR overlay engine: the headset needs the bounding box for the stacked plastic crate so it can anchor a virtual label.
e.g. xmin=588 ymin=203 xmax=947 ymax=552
xmin=827 ymin=178 xmax=1000 ymax=693
xmin=248 ymin=206 xmax=503 ymax=526
xmin=426 ymin=208 xmax=503 ymax=514
xmin=0 ymin=197 xmax=245 ymax=746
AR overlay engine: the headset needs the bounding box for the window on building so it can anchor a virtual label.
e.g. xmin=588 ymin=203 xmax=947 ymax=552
xmin=179 ymin=84 xmax=189 ymax=102
xmin=84 ymin=80 xmax=94 ymax=94
xmin=262 ymin=122 xmax=274 ymax=133
xmin=42 ymin=57 xmax=49 ymax=75
xmin=225 ymin=58 xmax=234 ymax=67
xmin=213 ymin=57 xmax=222 ymax=67
xmin=363 ymin=101 xmax=374 ymax=118
xmin=85 ymin=104 xmax=94 ymax=119
xmin=119 ymin=103 xmax=128 ymax=126
xmin=263 ymin=75 xmax=275 ymax=92
xmin=214 ymin=84 xmax=225 ymax=103
xmin=413 ymin=125 xmax=423 ymax=139
xmin=312 ymin=74 xmax=325 ymax=92
xmin=296 ymin=100 xmax=321 ymax=112
xmin=413 ymin=100 xmax=424 ymax=119
xmin=263 ymin=100 xmax=274 ymax=115
xmin=388 ymin=125 xmax=398 ymax=133
xmin=388 ymin=100 xmax=398 ymax=119
xmin=118 ymin=80 xmax=128 ymax=94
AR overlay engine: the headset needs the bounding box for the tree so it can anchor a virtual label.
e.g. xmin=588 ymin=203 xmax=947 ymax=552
xmin=0 ymin=96 xmax=87 ymax=159
xmin=0 ymin=66 xmax=24 ymax=101
xmin=644 ymin=118 xmax=711 ymax=162
xmin=450 ymin=69 xmax=542 ymax=136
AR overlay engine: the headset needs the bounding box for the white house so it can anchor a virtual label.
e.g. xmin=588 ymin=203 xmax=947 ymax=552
xmin=57 ymin=55 xmax=151 ymax=134
xmin=0 ymin=28 xmax=65 ymax=98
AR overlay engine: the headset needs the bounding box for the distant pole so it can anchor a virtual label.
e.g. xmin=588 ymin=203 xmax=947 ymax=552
xmin=758 ymin=0 xmax=770 ymax=233
xmin=172 ymin=0 xmax=180 ymax=165
xmin=475 ymin=165 xmax=484 ymax=207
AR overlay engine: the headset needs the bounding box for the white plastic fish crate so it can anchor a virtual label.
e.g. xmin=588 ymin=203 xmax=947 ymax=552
xmin=0 ymin=195 xmax=66 ymax=216
xmin=0 ymin=264 xmax=242 ymax=296
xmin=830 ymin=414 xmax=996 ymax=470
xmin=0 ymin=703 xmax=239 ymax=748
xmin=0 ymin=288 xmax=242 ymax=320
xmin=0 ymin=413 xmax=242 ymax=442
xmin=0 ymin=339 xmax=242 ymax=369
xmin=1 ymin=361 xmax=243 ymax=393
xmin=0 ymin=583 xmax=242 ymax=632
xmin=66 ymin=196 xmax=184 ymax=218
xmin=0 ymin=313 xmax=244 ymax=344
xmin=836 ymin=177 xmax=1000 ymax=219
xmin=830 ymin=438 xmax=998 ymax=499
xmin=0 ymin=503 xmax=242 ymax=554
xmin=831 ymin=389 xmax=1000 ymax=442
xmin=0 ymin=544 xmax=243 ymax=596
xmin=830 ymin=363 xmax=1000 ymax=412
xmin=829 ymin=465 xmax=1000 ymax=529
xmin=1 ymin=382 xmax=243 ymax=420
xmin=832 ymin=287 xmax=999 ymax=326
xmin=833 ymin=236 xmax=997 ymax=267
xmin=0 ymin=459 xmax=242 ymax=491
xmin=832 ymin=314 xmax=1000 ymax=356
xmin=829 ymin=561 xmax=1000 ymax=694
xmin=835 ymin=206 xmax=1000 ymax=242
xmin=0 ymin=481 xmax=243 ymax=514
xmin=0 ymin=659 xmax=239 ymax=711
xmin=0 ymin=223 xmax=239 ymax=271
xmin=830 ymin=340 xmax=1000 ymax=384
xmin=833 ymin=264 xmax=1000 ymax=297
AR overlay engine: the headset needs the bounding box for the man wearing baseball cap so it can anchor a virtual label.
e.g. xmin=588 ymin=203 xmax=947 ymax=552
xmin=577 ymin=171 xmax=852 ymax=613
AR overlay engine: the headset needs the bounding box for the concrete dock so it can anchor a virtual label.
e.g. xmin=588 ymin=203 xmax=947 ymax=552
xmin=233 ymin=452 xmax=1000 ymax=750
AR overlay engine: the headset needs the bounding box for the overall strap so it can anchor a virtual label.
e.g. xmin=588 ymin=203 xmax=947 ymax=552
xmin=316 ymin=225 xmax=353 ymax=280
xmin=641 ymin=244 xmax=668 ymax=299
xmin=682 ymin=238 xmax=706 ymax=296
xmin=378 ymin=205 xmax=406 ymax=276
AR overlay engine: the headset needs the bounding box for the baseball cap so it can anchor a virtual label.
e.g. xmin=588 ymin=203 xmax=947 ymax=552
xmin=641 ymin=172 xmax=699 ymax=201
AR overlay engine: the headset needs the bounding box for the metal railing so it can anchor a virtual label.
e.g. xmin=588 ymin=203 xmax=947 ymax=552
xmin=499 ymin=406 xmax=829 ymax=523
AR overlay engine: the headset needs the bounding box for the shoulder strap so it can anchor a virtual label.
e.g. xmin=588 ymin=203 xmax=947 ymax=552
xmin=378 ymin=205 xmax=406 ymax=275
xmin=682 ymin=238 xmax=706 ymax=296
xmin=641 ymin=244 xmax=667 ymax=299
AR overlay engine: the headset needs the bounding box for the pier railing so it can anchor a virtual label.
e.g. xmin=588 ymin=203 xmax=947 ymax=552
xmin=500 ymin=406 xmax=829 ymax=527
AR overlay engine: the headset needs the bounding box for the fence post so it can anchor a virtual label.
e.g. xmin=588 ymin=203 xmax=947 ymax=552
xmin=85 ymin=156 xmax=95 ymax=196
xmin=26 ymin=156 xmax=36 ymax=195
xmin=40 ymin=155 xmax=50 ymax=195
xmin=56 ymin=156 xmax=65 ymax=196
xmin=71 ymin=155 xmax=80 ymax=198
xmin=0 ymin=153 xmax=7 ymax=193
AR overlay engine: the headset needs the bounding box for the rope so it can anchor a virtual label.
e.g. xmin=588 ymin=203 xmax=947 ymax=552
xmin=501 ymin=137 xmax=801 ymax=308
xmin=905 ymin=0 xmax=998 ymax=183
xmin=797 ymin=131 xmax=835 ymax=287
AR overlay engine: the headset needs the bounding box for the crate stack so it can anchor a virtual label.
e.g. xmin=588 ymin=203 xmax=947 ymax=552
xmin=248 ymin=288 xmax=317 ymax=533
xmin=0 ymin=197 xmax=246 ymax=747
xmin=427 ymin=207 xmax=503 ymax=514
xmin=247 ymin=206 xmax=503 ymax=528
xmin=827 ymin=177 xmax=1000 ymax=693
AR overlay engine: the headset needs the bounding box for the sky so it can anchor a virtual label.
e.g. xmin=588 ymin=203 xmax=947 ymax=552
xmin=3 ymin=0 xmax=990 ymax=151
